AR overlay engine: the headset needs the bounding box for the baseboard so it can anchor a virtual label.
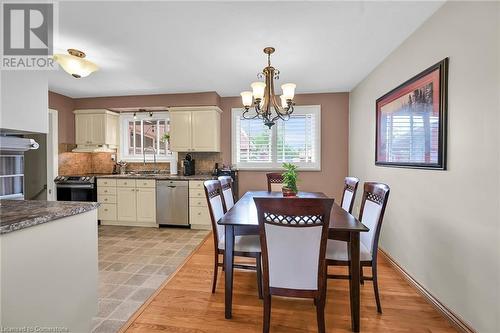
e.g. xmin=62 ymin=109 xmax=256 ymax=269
xmin=378 ymin=248 xmax=476 ymax=333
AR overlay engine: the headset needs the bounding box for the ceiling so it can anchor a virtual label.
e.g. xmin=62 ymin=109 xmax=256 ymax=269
xmin=49 ymin=1 xmax=444 ymax=98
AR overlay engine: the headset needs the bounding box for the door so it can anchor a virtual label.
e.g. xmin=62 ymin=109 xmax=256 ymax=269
xmin=117 ymin=187 xmax=137 ymax=221
xmin=192 ymin=111 xmax=220 ymax=152
xmin=136 ymin=187 xmax=156 ymax=222
xmin=75 ymin=114 xmax=92 ymax=145
xmin=90 ymin=114 xmax=106 ymax=145
xmin=47 ymin=109 xmax=58 ymax=200
xmin=169 ymin=111 xmax=192 ymax=151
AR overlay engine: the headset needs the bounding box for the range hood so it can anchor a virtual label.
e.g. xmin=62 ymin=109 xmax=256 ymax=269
xmin=0 ymin=136 xmax=39 ymax=153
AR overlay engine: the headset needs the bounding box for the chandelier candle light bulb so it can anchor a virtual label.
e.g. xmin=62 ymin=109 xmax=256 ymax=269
xmin=240 ymin=91 xmax=253 ymax=107
xmin=240 ymin=47 xmax=296 ymax=128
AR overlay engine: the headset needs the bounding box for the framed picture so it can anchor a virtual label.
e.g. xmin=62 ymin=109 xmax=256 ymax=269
xmin=375 ymin=58 xmax=448 ymax=170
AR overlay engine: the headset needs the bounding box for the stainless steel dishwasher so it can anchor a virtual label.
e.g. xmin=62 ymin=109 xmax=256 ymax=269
xmin=156 ymin=180 xmax=189 ymax=226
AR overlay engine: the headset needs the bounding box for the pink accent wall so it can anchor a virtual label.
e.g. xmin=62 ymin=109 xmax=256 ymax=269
xmin=220 ymin=93 xmax=349 ymax=200
xmin=73 ymin=91 xmax=221 ymax=110
xmin=48 ymin=91 xmax=75 ymax=144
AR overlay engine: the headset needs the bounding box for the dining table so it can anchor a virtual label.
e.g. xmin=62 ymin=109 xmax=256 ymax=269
xmin=217 ymin=191 xmax=369 ymax=332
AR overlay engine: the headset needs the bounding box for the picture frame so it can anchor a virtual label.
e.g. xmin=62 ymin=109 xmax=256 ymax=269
xmin=375 ymin=58 xmax=448 ymax=170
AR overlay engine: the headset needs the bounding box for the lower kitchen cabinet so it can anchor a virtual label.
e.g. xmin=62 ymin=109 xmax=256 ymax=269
xmin=98 ymin=178 xmax=157 ymax=227
xmin=116 ymin=187 xmax=137 ymax=222
xmin=189 ymin=180 xmax=212 ymax=230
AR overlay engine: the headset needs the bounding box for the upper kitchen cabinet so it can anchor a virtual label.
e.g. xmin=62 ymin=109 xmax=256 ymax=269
xmin=73 ymin=109 xmax=119 ymax=152
xmin=169 ymin=106 xmax=222 ymax=152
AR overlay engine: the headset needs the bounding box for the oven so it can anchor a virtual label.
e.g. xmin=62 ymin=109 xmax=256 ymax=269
xmin=55 ymin=175 xmax=97 ymax=202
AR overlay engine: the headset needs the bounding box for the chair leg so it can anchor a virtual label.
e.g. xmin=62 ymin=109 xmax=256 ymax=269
xmin=211 ymin=252 xmax=219 ymax=293
xmin=256 ymin=254 xmax=263 ymax=299
xmin=222 ymin=253 xmax=225 ymax=271
xmin=263 ymin=295 xmax=271 ymax=333
xmin=372 ymin=261 xmax=382 ymax=313
xmin=360 ymin=266 xmax=364 ymax=285
xmin=315 ymin=297 xmax=326 ymax=333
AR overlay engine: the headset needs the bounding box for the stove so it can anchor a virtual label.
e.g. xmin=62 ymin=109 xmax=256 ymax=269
xmin=55 ymin=174 xmax=98 ymax=202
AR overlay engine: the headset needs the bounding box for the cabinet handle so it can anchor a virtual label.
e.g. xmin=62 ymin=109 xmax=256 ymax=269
xmin=197 ymin=212 xmax=201 ymax=215
xmin=104 ymin=190 xmax=108 ymax=193
xmin=104 ymin=208 xmax=108 ymax=211
xmin=104 ymin=198 xmax=108 ymax=201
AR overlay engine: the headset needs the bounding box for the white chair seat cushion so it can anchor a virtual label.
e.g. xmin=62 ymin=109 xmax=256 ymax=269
xmin=326 ymin=239 xmax=372 ymax=261
xmin=218 ymin=235 xmax=261 ymax=253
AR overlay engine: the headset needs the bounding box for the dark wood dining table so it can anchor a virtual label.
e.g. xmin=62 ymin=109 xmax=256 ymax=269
xmin=218 ymin=191 xmax=369 ymax=332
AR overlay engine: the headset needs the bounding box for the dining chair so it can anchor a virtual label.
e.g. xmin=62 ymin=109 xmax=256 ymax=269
xmin=326 ymin=182 xmax=390 ymax=313
xmin=341 ymin=177 xmax=360 ymax=213
xmin=203 ymin=180 xmax=262 ymax=297
xmin=254 ymin=197 xmax=334 ymax=333
xmin=218 ymin=175 xmax=235 ymax=211
xmin=266 ymin=173 xmax=283 ymax=192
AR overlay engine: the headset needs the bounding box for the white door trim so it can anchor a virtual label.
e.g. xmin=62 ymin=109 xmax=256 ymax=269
xmin=47 ymin=109 xmax=58 ymax=201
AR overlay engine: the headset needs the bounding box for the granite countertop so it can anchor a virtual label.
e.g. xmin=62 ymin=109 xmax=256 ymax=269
xmin=0 ymin=200 xmax=99 ymax=235
xmin=97 ymin=174 xmax=217 ymax=181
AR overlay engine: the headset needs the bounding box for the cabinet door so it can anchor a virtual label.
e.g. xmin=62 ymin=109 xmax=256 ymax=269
xmin=169 ymin=111 xmax=192 ymax=151
xmin=116 ymin=187 xmax=137 ymax=221
xmin=90 ymin=114 xmax=106 ymax=145
xmin=136 ymin=187 xmax=156 ymax=222
xmin=192 ymin=111 xmax=220 ymax=152
xmin=75 ymin=114 xmax=92 ymax=145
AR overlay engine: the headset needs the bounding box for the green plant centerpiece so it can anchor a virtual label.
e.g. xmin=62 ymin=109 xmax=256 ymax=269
xmin=161 ymin=133 xmax=170 ymax=143
xmin=281 ymin=162 xmax=299 ymax=197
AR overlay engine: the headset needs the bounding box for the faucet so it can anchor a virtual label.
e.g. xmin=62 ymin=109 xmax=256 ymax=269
xmin=143 ymin=146 xmax=157 ymax=172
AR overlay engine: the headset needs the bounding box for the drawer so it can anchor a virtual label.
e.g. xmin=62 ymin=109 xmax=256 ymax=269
xmin=98 ymin=186 xmax=116 ymax=196
xmin=98 ymin=203 xmax=117 ymax=221
xmin=190 ymin=197 xmax=207 ymax=207
xmin=189 ymin=188 xmax=205 ymax=198
xmin=98 ymin=194 xmax=116 ymax=204
xmin=97 ymin=178 xmax=117 ymax=187
xmin=189 ymin=180 xmax=204 ymax=190
xmin=136 ymin=179 xmax=156 ymax=188
xmin=116 ymin=179 xmax=136 ymax=187
xmin=189 ymin=206 xmax=211 ymax=225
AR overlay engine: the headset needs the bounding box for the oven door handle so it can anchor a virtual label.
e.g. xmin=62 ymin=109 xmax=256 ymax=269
xmin=56 ymin=184 xmax=94 ymax=189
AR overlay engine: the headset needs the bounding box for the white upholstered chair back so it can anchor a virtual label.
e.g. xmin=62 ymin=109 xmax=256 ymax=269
xmin=340 ymin=177 xmax=359 ymax=213
xmin=204 ymin=180 xmax=226 ymax=245
xmin=218 ymin=176 xmax=235 ymax=211
xmin=358 ymin=183 xmax=390 ymax=255
xmin=254 ymin=197 xmax=334 ymax=291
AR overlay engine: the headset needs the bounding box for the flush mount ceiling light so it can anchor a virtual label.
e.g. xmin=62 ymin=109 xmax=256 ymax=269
xmin=240 ymin=47 xmax=296 ymax=128
xmin=53 ymin=49 xmax=99 ymax=78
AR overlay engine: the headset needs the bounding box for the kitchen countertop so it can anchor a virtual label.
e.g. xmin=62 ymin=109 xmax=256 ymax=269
xmin=97 ymin=174 xmax=217 ymax=181
xmin=0 ymin=200 xmax=99 ymax=235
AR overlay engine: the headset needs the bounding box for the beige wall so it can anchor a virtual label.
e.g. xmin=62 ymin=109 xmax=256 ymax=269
xmin=49 ymin=91 xmax=75 ymax=144
xmin=220 ymin=93 xmax=349 ymax=199
xmin=349 ymin=2 xmax=500 ymax=332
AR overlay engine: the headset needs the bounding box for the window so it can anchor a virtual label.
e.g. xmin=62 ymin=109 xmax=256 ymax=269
xmin=119 ymin=112 xmax=175 ymax=162
xmin=232 ymin=105 xmax=321 ymax=170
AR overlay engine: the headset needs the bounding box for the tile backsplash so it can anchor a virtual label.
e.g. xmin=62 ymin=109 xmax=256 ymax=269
xmin=58 ymin=145 xmax=221 ymax=176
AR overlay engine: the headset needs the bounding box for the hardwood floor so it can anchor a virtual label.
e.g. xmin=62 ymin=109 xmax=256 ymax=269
xmin=122 ymin=235 xmax=457 ymax=333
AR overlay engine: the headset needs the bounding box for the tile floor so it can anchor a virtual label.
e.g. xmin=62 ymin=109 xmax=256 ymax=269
xmin=92 ymin=225 xmax=210 ymax=333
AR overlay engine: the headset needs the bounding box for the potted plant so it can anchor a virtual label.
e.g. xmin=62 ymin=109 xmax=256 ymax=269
xmin=161 ymin=133 xmax=170 ymax=148
xmin=281 ymin=162 xmax=299 ymax=197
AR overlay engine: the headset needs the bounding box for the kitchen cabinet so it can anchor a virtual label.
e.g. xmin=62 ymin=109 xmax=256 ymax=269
xmin=73 ymin=110 xmax=119 ymax=152
xmin=169 ymin=106 xmax=221 ymax=152
xmin=189 ymin=180 xmax=211 ymax=230
xmin=136 ymin=187 xmax=156 ymax=222
xmin=97 ymin=178 xmax=157 ymax=227
xmin=116 ymin=187 xmax=137 ymax=222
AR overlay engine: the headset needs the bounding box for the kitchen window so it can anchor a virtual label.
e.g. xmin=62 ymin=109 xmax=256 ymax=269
xmin=231 ymin=105 xmax=321 ymax=170
xmin=119 ymin=112 xmax=175 ymax=162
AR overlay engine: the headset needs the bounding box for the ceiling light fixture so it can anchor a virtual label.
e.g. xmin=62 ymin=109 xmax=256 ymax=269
xmin=133 ymin=112 xmax=137 ymax=120
xmin=149 ymin=112 xmax=153 ymax=117
xmin=240 ymin=47 xmax=296 ymax=128
xmin=53 ymin=49 xmax=99 ymax=78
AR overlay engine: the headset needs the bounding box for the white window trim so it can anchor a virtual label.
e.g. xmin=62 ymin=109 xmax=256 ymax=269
xmin=231 ymin=105 xmax=321 ymax=171
xmin=119 ymin=112 xmax=177 ymax=163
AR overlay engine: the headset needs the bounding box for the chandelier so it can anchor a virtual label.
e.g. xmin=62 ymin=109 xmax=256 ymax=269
xmin=240 ymin=47 xmax=296 ymax=128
